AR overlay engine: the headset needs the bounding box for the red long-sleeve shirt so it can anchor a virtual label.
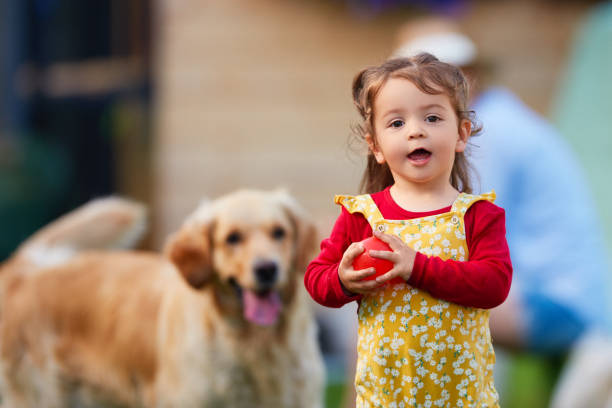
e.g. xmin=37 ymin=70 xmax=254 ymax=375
xmin=305 ymin=187 xmax=512 ymax=309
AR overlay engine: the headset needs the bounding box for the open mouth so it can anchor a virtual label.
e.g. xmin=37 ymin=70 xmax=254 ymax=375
xmin=229 ymin=278 xmax=282 ymax=327
xmin=407 ymin=148 xmax=432 ymax=162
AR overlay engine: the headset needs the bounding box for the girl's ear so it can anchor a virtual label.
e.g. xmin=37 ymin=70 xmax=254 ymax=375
xmin=366 ymin=133 xmax=386 ymax=164
xmin=455 ymin=119 xmax=471 ymax=153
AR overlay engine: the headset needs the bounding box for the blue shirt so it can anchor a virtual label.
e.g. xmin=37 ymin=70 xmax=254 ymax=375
xmin=470 ymin=88 xmax=611 ymax=351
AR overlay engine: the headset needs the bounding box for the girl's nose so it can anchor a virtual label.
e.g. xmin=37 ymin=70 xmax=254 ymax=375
xmin=407 ymin=123 xmax=426 ymax=139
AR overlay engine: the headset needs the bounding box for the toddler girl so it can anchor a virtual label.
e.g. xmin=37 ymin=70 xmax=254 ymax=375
xmin=305 ymin=53 xmax=512 ymax=407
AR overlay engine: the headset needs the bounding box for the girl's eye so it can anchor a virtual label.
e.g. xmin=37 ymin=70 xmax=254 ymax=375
xmin=426 ymin=115 xmax=441 ymax=123
xmin=390 ymin=119 xmax=404 ymax=128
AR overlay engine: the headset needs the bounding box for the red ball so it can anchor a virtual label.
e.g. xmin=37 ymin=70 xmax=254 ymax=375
xmin=353 ymin=236 xmax=402 ymax=284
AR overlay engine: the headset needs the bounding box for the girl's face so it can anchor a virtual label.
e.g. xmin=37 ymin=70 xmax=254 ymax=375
xmin=368 ymin=77 xmax=470 ymax=190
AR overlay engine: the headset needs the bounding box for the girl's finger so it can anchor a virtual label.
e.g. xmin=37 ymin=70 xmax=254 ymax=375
xmin=375 ymin=268 xmax=400 ymax=284
xmin=368 ymin=249 xmax=396 ymax=261
xmin=352 ymin=279 xmax=381 ymax=292
xmin=353 ymin=267 xmax=376 ymax=281
xmin=340 ymin=243 xmax=365 ymax=268
xmin=373 ymin=230 xmax=403 ymax=250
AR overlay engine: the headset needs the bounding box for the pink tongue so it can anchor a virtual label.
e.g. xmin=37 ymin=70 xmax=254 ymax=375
xmin=409 ymin=150 xmax=430 ymax=160
xmin=243 ymin=290 xmax=281 ymax=326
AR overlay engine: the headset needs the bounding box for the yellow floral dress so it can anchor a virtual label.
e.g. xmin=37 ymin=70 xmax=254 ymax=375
xmin=335 ymin=192 xmax=499 ymax=408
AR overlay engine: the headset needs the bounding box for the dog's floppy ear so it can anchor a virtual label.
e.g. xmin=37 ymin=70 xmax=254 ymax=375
xmin=164 ymin=201 xmax=215 ymax=289
xmin=274 ymin=190 xmax=318 ymax=274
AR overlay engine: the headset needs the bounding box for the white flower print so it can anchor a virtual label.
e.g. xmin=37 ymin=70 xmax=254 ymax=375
xmin=419 ymin=334 xmax=429 ymax=348
xmin=416 ymin=366 xmax=428 ymax=377
xmin=431 ymin=305 xmax=443 ymax=314
xmin=408 ymin=349 xmax=422 ymax=360
xmin=373 ymin=355 xmax=387 ymax=367
xmin=391 ymin=337 xmax=405 ymax=350
xmin=428 ymin=317 xmax=442 ymax=329
xmin=411 ymin=325 xmax=427 ymax=336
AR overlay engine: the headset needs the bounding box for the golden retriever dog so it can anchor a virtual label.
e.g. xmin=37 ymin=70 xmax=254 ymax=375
xmin=0 ymin=189 xmax=325 ymax=408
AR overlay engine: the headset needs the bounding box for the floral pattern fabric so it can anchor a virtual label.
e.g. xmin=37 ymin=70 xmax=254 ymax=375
xmin=335 ymin=192 xmax=499 ymax=408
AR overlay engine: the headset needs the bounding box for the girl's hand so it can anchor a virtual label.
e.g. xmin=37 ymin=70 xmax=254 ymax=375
xmin=369 ymin=230 xmax=417 ymax=284
xmin=338 ymin=242 xmax=382 ymax=295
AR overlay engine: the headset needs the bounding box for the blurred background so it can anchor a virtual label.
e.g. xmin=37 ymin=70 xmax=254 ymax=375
xmin=1 ymin=0 xmax=611 ymax=407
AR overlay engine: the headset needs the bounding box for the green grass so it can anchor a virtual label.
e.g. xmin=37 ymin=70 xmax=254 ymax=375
xmin=325 ymin=381 xmax=346 ymax=408
xmin=502 ymin=353 xmax=565 ymax=408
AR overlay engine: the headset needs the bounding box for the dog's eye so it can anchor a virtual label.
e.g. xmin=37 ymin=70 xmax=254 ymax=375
xmin=271 ymin=226 xmax=286 ymax=240
xmin=226 ymin=231 xmax=242 ymax=245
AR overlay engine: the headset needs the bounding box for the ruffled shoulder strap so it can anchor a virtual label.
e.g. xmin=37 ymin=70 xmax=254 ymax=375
xmin=451 ymin=190 xmax=496 ymax=216
xmin=334 ymin=194 xmax=384 ymax=226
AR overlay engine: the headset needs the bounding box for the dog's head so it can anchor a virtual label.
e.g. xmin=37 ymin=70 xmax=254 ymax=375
xmin=164 ymin=189 xmax=317 ymax=327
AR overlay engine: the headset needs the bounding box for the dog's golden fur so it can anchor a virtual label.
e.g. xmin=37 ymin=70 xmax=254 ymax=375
xmin=0 ymin=190 xmax=324 ymax=407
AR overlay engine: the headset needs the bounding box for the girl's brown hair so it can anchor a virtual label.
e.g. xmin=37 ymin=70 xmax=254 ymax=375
xmin=352 ymin=52 xmax=481 ymax=194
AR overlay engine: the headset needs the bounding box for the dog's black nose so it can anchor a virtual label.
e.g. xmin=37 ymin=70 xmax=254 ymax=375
xmin=254 ymin=260 xmax=278 ymax=286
